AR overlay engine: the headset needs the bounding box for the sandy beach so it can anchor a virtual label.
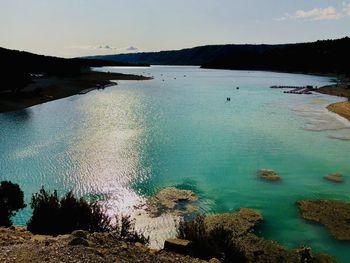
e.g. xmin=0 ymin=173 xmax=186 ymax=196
xmin=327 ymin=101 xmax=350 ymax=121
xmin=317 ymin=83 xmax=350 ymax=121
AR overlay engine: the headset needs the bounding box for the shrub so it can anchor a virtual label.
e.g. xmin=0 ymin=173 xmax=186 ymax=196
xmin=27 ymin=188 xmax=112 ymax=235
xmin=27 ymin=188 xmax=149 ymax=245
xmin=59 ymin=192 xmax=111 ymax=233
xmin=177 ymin=215 xmax=246 ymax=262
xmin=113 ymin=214 xmax=149 ymax=244
xmin=0 ymin=181 xmax=26 ymax=227
xmin=297 ymin=246 xmax=313 ymax=263
xmin=27 ymin=188 xmax=61 ymax=234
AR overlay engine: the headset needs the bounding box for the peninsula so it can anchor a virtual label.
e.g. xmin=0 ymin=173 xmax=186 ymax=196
xmin=0 ymin=47 xmax=151 ymax=113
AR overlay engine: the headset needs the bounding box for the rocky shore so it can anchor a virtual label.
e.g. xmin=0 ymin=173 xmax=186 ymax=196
xmin=0 ymin=227 xmax=206 ymax=263
xmin=0 ymin=207 xmax=337 ymax=263
xmin=0 ymin=185 xmax=340 ymax=263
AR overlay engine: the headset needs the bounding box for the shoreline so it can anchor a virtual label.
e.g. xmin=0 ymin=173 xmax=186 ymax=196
xmin=0 ymin=71 xmax=152 ymax=114
xmin=2 ymin=205 xmax=338 ymax=262
xmin=327 ymin=102 xmax=350 ymax=121
xmin=316 ymin=83 xmax=350 ymax=121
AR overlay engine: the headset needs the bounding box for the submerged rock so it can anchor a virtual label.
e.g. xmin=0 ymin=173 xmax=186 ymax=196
xmin=204 ymin=209 xmax=298 ymax=262
xmin=323 ymin=173 xmax=344 ymax=183
xmin=298 ymin=200 xmax=350 ymax=240
xmin=257 ymin=169 xmax=281 ymax=181
xmin=147 ymin=187 xmax=198 ymax=217
xmin=205 ymin=208 xmax=263 ymax=237
xmin=178 ymin=208 xmax=336 ymax=262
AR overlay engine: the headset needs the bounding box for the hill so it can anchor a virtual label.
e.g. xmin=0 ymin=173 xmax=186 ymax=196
xmin=87 ymin=37 xmax=350 ymax=77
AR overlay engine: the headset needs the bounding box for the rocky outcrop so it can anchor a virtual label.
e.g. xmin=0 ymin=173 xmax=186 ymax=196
xmin=204 ymin=209 xmax=296 ymax=262
xmin=172 ymin=208 xmax=337 ymax=263
xmin=0 ymin=227 xmax=206 ymax=263
xmin=68 ymin=237 xmax=90 ymax=246
xmin=257 ymin=169 xmax=281 ymax=182
xmin=147 ymin=187 xmax=198 ymax=217
xmin=323 ymin=173 xmax=344 ymax=183
xmin=298 ymin=200 xmax=350 ymax=240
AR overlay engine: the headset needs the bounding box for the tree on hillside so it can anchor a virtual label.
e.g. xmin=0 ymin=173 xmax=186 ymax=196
xmin=0 ymin=181 xmax=26 ymax=227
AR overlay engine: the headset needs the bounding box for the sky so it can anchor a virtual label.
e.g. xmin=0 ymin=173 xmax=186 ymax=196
xmin=0 ymin=0 xmax=349 ymax=58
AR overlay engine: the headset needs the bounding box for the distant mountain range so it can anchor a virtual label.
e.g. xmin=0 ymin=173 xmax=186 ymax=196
xmin=86 ymin=37 xmax=350 ymax=76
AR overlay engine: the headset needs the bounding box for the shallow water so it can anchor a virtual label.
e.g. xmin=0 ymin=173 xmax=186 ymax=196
xmin=1 ymin=66 xmax=350 ymax=260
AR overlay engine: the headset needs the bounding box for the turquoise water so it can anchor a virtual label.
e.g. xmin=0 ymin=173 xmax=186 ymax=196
xmin=1 ymin=66 xmax=350 ymax=261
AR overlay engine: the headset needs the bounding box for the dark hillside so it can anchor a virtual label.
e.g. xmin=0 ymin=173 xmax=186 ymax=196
xmin=203 ymin=37 xmax=350 ymax=76
xmin=87 ymin=37 xmax=350 ymax=77
xmin=0 ymin=47 xmax=148 ymax=92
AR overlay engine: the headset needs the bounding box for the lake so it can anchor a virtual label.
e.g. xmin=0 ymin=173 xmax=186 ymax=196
xmin=1 ymin=66 xmax=349 ymax=261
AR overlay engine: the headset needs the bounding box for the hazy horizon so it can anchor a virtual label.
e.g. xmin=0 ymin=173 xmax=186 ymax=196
xmin=1 ymin=0 xmax=350 ymax=58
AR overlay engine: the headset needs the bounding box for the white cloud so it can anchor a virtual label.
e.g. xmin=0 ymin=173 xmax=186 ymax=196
xmin=126 ymin=46 xmax=139 ymax=51
xmin=70 ymin=45 xmax=140 ymax=52
xmin=275 ymin=6 xmax=345 ymax=21
xmin=273 ymin=13 xmax=293 ymax=21
xmin=273 ymin=17 xmax=286 ymax=22
xmin=343 ymin=2 xmax=350 ymax=16
xmin=294 ymin=6 xmax=342 ymax=20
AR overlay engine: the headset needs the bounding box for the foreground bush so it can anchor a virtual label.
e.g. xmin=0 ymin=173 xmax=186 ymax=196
xmin=27 ymin=189 xmax=111 ymax=235
xmin=177 ymin=215 xmax=246 ymax=262
xmin=0 ymin=181 xmax=26 ymax=227
xmin=27 ymin=188 xmax=149 ymax=244
xmin=113 ymin=214 xmax=149 ymax=244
